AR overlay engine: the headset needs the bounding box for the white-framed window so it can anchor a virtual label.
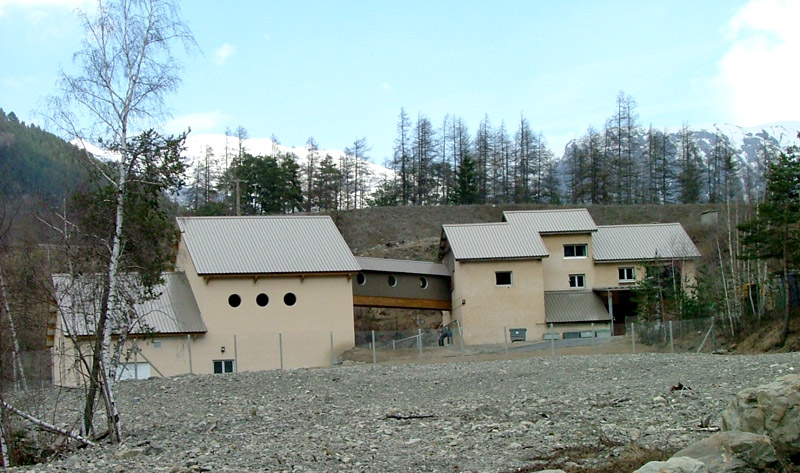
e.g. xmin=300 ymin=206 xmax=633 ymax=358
xmin=495 ymin=271 xmax=513 ymax=286
xmin=213 ymin=360 xmax=234 ymax=374
xmin=569 ymin=274 xmax=585 ymax=288
xmin=564 ymin=244 xmax=588 ymax=258
xmin=618 ymin=267 xmax=635 ymax=282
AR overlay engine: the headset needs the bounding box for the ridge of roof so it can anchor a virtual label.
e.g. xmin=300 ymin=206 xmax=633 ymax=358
xmin=504 ymin=208 xmax=590 ymax=214
xmin=596 ymin=222 xmax=682 ymax=228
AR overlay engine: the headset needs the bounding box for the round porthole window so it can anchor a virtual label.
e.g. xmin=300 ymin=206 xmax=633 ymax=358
xmin=357 ymin=272 xmax=366 ymax=285
xmin=228 ymin=294 xmax=242 ymax=308
xmin=419 ymin=277 xmax=428 ymax=289
xmin=388 ymin=274 xmax=397 ymax=287
xmin=284 ymin=292 xmax=297 ymax=306
xmin=256 ymin=293 xmax=269 ymax=307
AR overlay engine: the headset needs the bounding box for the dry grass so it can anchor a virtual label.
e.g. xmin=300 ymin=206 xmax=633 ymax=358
xmin=510 ymin=443 xmax=674 ymax=473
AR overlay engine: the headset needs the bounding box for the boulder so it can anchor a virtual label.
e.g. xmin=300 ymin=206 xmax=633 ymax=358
xmin=674 ymin=431 xmax=778 ymax=472
xmin=633 ymin=456 xmax=707 ymax=473
xmin=721 ymin=374 xmax=800 ymax=458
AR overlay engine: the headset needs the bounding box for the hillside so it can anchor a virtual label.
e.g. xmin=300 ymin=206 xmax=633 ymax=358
xmin=0 ymin=109 xmax=88 ymax=204
xmin=334 ymin=203 xmax=722 ymax=260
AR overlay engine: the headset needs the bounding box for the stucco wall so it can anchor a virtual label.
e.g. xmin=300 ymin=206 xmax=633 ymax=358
xmin=540 ymin=234 xmax=595 ymax=291
xmin=449 ymin=258 xmax=546 ymax=345
xmin=176 ymin=240 xmax=355 ymax=374
xmin=593 ymin=263 xmax=644 ymax=288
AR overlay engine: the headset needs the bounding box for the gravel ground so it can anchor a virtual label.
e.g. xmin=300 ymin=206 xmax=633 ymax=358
xmin=12 ymin=352 xmax=800 ymax=473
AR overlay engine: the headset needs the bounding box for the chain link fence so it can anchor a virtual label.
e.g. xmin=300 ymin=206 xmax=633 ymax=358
xmin=351 ymin=317 xmax=717 ymax=365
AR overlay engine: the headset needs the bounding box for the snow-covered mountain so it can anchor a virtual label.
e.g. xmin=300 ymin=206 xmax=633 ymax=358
xmin=692 ymin=121 xmax=800 ymax=167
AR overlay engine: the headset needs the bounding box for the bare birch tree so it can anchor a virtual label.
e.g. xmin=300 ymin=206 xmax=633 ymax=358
xmin=48 ymin=0 xmax=195 ymax=443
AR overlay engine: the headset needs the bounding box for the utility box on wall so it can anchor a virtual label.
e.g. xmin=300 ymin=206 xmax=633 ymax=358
xmin=509 ymin=328 xmax=527 ymax=342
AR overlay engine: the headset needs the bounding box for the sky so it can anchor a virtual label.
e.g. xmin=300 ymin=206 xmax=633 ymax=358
xmin=1 ymin=0 xmax=798 ymax=164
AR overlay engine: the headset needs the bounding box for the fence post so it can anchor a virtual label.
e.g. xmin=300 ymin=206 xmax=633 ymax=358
xmin=456 ymin=319 xmax=465 ymax=358
xmin=187 ymin=334 xmax=193 ymax=374
xmin=234 ymin=334 xmax=238 ymax=372
xmin=417 ymin=328 xmax=423 ymax=358
xmin=133 ymin=340 xmax=139 ymax=380
xmin=631 ymin=323 xmax=636 ymax=354
xmin=279 ymin=333 xmax=284 ymax=370
xmin=371 ymin=330 xmax=376 ymax=364
xmin=330 ymin=331 xmax=335 ymax=367
xmin=504 ymin=326 xmax=509 ymax=358
xmin=669 ymin=320 xmax=674 ymax=353
xmin=550 ymin=323 xmax=555 ymax=356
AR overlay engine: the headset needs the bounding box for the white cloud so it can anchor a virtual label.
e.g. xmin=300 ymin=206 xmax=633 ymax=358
xmin=381 ymin=82 xmax=392 ymax=91
xmin=213 ymin=43 xmax=236 ymax=66
xmin=716 ymin=0 xmax=800 ymax=125
xmin=164 ymin=111 xmax=228 ymax=135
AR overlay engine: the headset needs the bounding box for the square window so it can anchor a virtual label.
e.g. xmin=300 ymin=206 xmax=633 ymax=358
xmin=213 ymin=360 xmax=235 ymax=374
xmin=569 ymin=274 xmax=585 ymax=288
xmin=564 ymin=244 xmax=588 ymax=258
xmin=618 ymin=267 xmax=635 ymax=282
xmin=495 ymin=271 xmax=513 ymax=286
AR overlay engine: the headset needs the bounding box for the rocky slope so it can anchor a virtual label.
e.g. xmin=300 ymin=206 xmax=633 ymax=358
xmin=12 ymin=352 xmax=799 ymax=472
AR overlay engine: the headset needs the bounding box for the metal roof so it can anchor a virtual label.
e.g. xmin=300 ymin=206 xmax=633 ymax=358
xmin=503 ymin=209 xmax=598 ymax=234
xmin=176 ymin=216 xmax=360 ymax=275
xmin=441 ymin=223 xmax=548 ymax=261
xmin=53 ymin=272 xmax=206 ymax=337
xmin=545 ymin=291 xmax=612 ymax=324
xmin=356 ymin=257 xmax=450 ymax=277
xmin=593 ymin=224 xmax=701 ymax=261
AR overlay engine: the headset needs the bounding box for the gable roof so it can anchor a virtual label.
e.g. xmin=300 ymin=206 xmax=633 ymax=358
xmin=545 ymin=291 xmax=612 ymax=323
xmin=593 ymin=223 xmax=701 ymax=261
xmin=440 ymin=222 xmax=548 ymax=261
xmin=356 ymin=257 xmax=450 ymax=277
xmin=53 ymin=272 xmax=206 ymax=337
xmin=503 ymin=208 xmax=598 ymax=234
xmin=176 ymin=216 xmax=359 ymax=275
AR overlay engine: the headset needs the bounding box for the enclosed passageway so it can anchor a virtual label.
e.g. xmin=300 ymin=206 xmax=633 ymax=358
xmin=352 ymin=257 xmax=452 ymax=311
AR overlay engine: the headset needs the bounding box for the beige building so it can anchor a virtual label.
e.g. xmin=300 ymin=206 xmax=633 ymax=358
xmin=51 ymin=209 xmax=701 ymax=384
xmin=439 ymin=209 xmax=701 ymax=343
xmin=52 ymin=215 xmax=360 ymax=386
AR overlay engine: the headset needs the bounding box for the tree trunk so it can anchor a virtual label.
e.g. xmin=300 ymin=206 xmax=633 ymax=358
xmin=0 ymin=265 xmax=26 ymax=391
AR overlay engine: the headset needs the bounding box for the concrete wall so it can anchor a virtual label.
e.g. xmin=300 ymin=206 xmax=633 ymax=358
xmin=540 ymin=234 xmax=595 ymax=291
xmin=545 ymin=322 xmax=614 ymax=340
xmin=448 ymin=257 xmax=546 ymax=345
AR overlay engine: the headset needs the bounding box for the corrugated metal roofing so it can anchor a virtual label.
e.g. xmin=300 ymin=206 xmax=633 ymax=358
xmin=441 ymin=223 xmax=548 ymax=261
xmin=545 ymin=291 xmax=612 ymax=323
xmin=53 ymin=272 xmax=206 ymax=337
xmin=356 ymin=257 xmax=450 ymax=277
xmin=176 ymin=216 xmax=360 ymax=275
xmin=503 ymin=209 xmax=598 ymax=234
xmin=593 ymin=224 xmax=701 ymax=261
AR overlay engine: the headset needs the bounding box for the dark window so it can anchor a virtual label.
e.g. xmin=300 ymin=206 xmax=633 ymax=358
xmin=419 ymin=277 xmax=428 ymax=289
xmin=213 ymin=360 xmax=234 ymax=373
xmin=495 ymin=271 xmax=512 ymax=286
xmin=618 ymin=267 xmax=635 ymax=282
xmin=283 ymin=292 xmax=297 ymax=306
xmin=564 ymin=244 xmax=588 ymax=258
xmin=569 ymin=274 xmax=585 ymax=288
xmin=388 ymin=274 xmax=397 ymax=287
xmin=356 ymin=272 xmax=366 ymax=285
xmin=228 ymin=294 xmax=241 ymax=308
xmin=256 ymin=293 xmax=269 ymax=307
